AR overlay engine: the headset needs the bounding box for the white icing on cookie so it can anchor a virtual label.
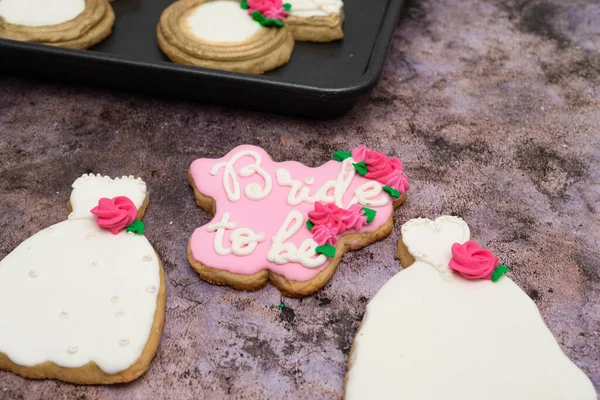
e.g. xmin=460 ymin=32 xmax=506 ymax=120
xmin=210 ymin=149 xmax=272 ymax=202
xmin=187 ymin=1 xmax=262 ymax=43
xmin=345 ymin=216 xmax=596 ymax=400
xmin=0 ymin=219 xmax=160 ymax=374
xmin=0 ymin=0 xmax=86 ymax=27
xmin=69 ymin=174 xmax=147 ymax=220
xmin=401 ymin=216 xmax=470 ymax=274
xmin=287 ymin=0 xmax=343 ymax=17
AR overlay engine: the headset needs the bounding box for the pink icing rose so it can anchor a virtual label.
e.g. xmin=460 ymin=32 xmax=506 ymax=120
xmin=385 ymin=168 xmax=410 ymax=193
xmin=308 ymin=202 xmax=344 ymax=230
xmin=449 ymin=241 xmax=499 ymax=280
xmin=351 ymin=146 xmax=369 ymax=162
xmin=340 ymin=204 xmax=367 ymax=231
xmin=360 ymin=150 xmax=408 ymax=194
xmin=90 ymin=196 xmax=137 ymax=235
xmin=313 ymin=224 xmax=339 ymax=246
xmin=248 ymin=0 xmax=288 ymax=21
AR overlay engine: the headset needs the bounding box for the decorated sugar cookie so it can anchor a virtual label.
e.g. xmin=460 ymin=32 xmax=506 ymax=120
xmin=188 ymin=145 xmax=409 ymax=297
xmin=157 ymin=0 xmax=295 ymax=74
xmin=0 ymin=0 xmax=115 ymax=49
xmin=345 ymin=216 xmax=596 ymax=399
xmin=285 ymin=0 xmax=343 ymax=42
xmin=0 ymin=174 xmax=166 ymax=384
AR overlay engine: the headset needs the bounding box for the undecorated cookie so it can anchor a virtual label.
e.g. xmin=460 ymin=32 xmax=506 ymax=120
xmin=0 ymin=174 xmax=166 ymax=384
xmin=0 ymin=0 xmax=115 ymax=49
xmin=187 ymin=145 xmax=409 ymax=297
xmin=345 ymin=216 xmax=596 ymax=399
xmin=286 ymin=0 xmax=343 ymax=42
xmin=157 ymin=0 xmax=295 ymax=74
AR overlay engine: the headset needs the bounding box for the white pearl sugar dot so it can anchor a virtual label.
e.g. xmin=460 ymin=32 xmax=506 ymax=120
xmin=119 ymin=338 xmax=130 ymax=347
xmin=28 ymin=270 xmax=39 ymax=278
xmin=115 ymin=310 xmax=126 ymax=318
xmin=59 ymin=310 xmax=69 ymax=319
xmin=111 ymin=295 xmax=120 ymax=304
xmin=305 ymin=176 xmax=315 ymax=185
xmin=142 ymin=254 xmax=152 ymax=262
xmin=146 ymin=285 xmax=157 ymax=294
xmin=67 ymin=346 xmax=79 ymax=354
xmin=91 ymin=260 xmax=98 ymax=267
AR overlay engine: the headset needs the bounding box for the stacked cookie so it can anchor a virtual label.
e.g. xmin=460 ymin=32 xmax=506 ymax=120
xmin=157 ymin=0 xmax=345 ymax=74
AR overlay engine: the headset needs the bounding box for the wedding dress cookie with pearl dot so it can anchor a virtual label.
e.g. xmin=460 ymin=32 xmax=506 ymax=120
xmin=0 ymin=0 xmax=115 ymax=49
xmin=0 ymin=174 xmax=166 ymax=384
xmin=345 ymin=216 xmax=596 ymax=399
xmin=157 ymin=0 xmax=295 ymax=74
xmin=285 ymin=0 xmax=344 ymax=42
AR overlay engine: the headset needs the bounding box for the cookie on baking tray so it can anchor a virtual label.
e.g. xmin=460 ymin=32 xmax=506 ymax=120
xmin=0 ymin=0 xmax=114 ymax=49
xmin=345 ymin=216 xmax=596 ymax=399
xmin=0 ymin=174 xmax=166 ymax=384
xmin=157 ymin=0 xmax=295 ymax=74
xmin=187 ymin=145 xmax=409 ymax=297
xmin=286 ymin=0 xmax=344 ymax=42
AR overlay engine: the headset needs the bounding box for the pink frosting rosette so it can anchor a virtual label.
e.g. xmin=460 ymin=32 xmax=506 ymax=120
xmin=340 ymin=204 xmax=368 ymax=232
xmin=385 ymin=169 xmax=410 ymax=193
xmin=247 ymin=0 xmax=288 ymax=21
xmin=90 ymin=196 xmax=137 ymax=235
xmin=449 ymin=241 xmax=501 ymax=280
xmin=313 ymin=224 xmax=339 ymax=246
xmin=308 ymin=202 xmax=344 ymax=231
xmin=351 ymin=146 xmax=409 ymax=194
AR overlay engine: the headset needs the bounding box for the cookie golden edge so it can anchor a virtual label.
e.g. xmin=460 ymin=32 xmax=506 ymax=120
xmin=0 ymin=195 xmax=166 ymax=385
xmin=187 ymin=169 xmax=406 ymax=298
xmin=287 ymin=11 xmax=344 ymax=42
xmin=0 ymin=0 xmax=115 ymax=49
xmin=157 ymin=0 xmax=295 ymax=74
xmin=343 ymin=233 xmax=413 ymax=397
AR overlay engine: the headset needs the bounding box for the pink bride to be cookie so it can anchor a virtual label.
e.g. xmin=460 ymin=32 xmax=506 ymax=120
xmin=187 ymin=144 xmax=409 ymax=297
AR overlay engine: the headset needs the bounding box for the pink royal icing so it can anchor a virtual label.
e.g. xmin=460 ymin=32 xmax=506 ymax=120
xmin=352 ymin=146 xmax=409 ymax=193
xmin=313 ymin=224 xmax=339 ymax=246
xmin=449 ymin=241 xmax=499 ymax=280
xmin=248 ymin=0 xmax=288 ymax=21
xmin=308 ymin=202 xmax=344 ymax=230
xmin=90 ymin=197 xmax=137 ymax=235
xmin=189 ymin=145 xmax=397 ymax=282
xmin=341 ymin=204 xmax=368 ymax=231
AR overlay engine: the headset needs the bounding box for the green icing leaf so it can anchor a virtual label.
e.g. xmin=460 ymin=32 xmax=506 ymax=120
xmin=316 ymin=244 xmax=336 ymax=258
xmin=241 ymin=0 xmax=249 ymax=9
xmin=382 ymin=185 xmax=401 ymax=198
xmin=361 ymin=207 xmax=377 ymax=223
xmin=491 ymin=264 xmax=509 ymax=282
xmin=333 ymin=150 xmax=352 ymax=162
xmin=283 ymin=3 xmax=292 ymax=11
xmin=353 ymin=161 xmax=368 ymax=176
xmin=251 ymin=11 xmax=285 ymax=27
xmin=126 ymin=219 xmax=145 ymax=235
xmin=306 ymin=220 xmax=315 ymax=231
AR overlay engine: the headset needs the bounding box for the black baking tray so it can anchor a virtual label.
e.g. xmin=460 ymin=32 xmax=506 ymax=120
xmin=0 ymin=0 xmax=405 ymax=118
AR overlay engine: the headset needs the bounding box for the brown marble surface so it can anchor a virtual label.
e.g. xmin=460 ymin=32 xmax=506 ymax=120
xmin=0 ymin=0 xmax=599 ymax=398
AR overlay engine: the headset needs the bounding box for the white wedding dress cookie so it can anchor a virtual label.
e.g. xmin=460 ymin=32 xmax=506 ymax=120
xmin=0 ymin=174 xmax=164 ymax=384
xmin=345 ymin=216 xmax=596 ymax=400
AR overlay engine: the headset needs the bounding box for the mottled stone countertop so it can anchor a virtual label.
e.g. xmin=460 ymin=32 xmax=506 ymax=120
xmin=0 ymin=0 xmax=599 ymax=398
